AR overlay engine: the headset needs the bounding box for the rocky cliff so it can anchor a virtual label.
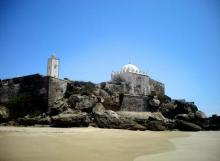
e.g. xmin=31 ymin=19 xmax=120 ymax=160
xmin=0 ymin=78 xmax=219 ymax=131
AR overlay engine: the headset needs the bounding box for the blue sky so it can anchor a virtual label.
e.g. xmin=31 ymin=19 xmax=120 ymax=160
xmin=0 ymin=0 xmax=220 ymax=115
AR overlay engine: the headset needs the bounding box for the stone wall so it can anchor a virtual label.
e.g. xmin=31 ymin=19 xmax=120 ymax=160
xmin=111 ymin=72 xmax=150 ymax=95
xmin=149 ymin=78 xmax=165 ymax=95
xmin=120 ymin=95 xmax=149 ymax=112
xmin=0 ymin=74 xmax=49 ymax=117
xmin=0 ymin=74 xmax=67 ymax=117
xmin=111 ymin=71 xmax=165 ymax=96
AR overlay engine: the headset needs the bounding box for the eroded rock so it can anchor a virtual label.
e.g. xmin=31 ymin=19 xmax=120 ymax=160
xmin=51 ymin=112 xmax=90 ymax=127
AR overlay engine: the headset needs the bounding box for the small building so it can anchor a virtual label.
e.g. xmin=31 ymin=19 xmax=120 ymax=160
xmin=47 ymin=55 xmax=59 ymax=78
xmin=111 ymin=64 xmax=164 ymax=95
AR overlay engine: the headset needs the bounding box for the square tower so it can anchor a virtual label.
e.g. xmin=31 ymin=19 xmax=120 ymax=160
xmin=47 ymin=55 xmax=59 ymax=78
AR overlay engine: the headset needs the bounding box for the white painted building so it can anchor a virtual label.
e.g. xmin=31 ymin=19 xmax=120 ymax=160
xmin=47 ymin=55 xmax=59 ymax=78
xmin=111 ymin=64 xmax=164 ymax=95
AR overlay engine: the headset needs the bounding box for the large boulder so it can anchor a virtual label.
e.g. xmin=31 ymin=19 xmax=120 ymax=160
xmin=117 ymin=111 xmax=167 ymax=131
xmin=175 ymin=113 xmax=190 ymax=121
xmin=157 ymin=95 xmax=172 ymax=104
xmin=92 ymin=103 xmax=105 ymax=114
xmin=195 ymin=110 xmax=207 ymax=120
xmin=174 ymin=100 xmax=198 ymax=114
xmin=51 ymin=112 xmax=90 ymax=127
xmin=0 ymin=105 xmax=9 ymax=122
xmin=144 ymin=120 xmax=167 ymax=131
xmin=75 ymin=95 xmax=97 ymax=112
xmin=160 ymin=100 xmax=198 ymax=119
xmin=68 ymin=95 xmax=80 ymax=108
xmin=159 ymin=102 xmax=177 ymax=118
xmin=17 ymin=114 xmax=51 ymax=126
xmin=175 ymin=112 xmax=208 ymax=130
xmin=94 ymin=110 xmax=146 ymax=131
xmin=120 ymin=111 xmax=168 ymax=131
xmin=207 ymin=114 xmax=220 ymax=130
xmin=94 ymin=89 xmax=110 ymax=98
xmin=50 ymin=99 xmax=69 ymax=116
xmin=176 ymin=120 xmax=202 ymax=131
xmin=117 ymin=111 xmax=166 ymax=122
xmin=148 ymin=97 xmax=160 ymax=111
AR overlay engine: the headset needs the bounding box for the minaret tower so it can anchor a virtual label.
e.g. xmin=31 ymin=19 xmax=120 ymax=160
xmin=47 ymin=54 xmax=59 ymax=78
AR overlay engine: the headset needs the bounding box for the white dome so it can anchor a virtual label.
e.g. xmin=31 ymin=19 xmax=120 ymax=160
xmin=122 ymin=64 xmax=140 ymax=73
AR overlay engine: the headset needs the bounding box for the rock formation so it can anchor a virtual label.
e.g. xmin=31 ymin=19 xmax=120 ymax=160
xmin=0 ymin=76 xmax=219 ymax=131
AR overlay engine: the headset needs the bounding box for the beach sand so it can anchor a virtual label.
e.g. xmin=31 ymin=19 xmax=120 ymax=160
xmin=134 ymin=131 xmax=220 ymax=161
xmin=0 ymin=127 xmax=219 ymax=161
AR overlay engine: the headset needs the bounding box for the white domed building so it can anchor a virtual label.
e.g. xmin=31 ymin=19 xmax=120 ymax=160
xmin=111 ymin=64 xmax=164 ymax=95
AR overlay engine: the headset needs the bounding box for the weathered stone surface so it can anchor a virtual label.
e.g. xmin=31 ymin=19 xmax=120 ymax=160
xmin=148 ymin=97 xmax=160 ymax=107
xmin=94 ymin=110 xmax=146 ymax=131
xmin=17 ymin=114 xmax=51 ymax=126
xmin=0 ymin=74 xmax=217 ymax=132
xmin=195 ymin=110 xmax=207 ymax=120
xmin=48 ymin=77 xmax=67 ymax=110
xmin=174 ymin=100 xmax=198 ymax=114
xmin=145 ymin=120 xmax=167 ymax=131
xmin=149 ymin=78 xmax=165 ymax=95
xmin=117 ymin=111 xmax=166 ymax=122
xmin=207 ymin=115 xmax=220 ymax=130
xmin=117 ymin=111 xmax=167 ymax=131
xmin=38 ymin=116 xmax=51 ymax=125
xmin=64 ymin=81 xmax=96 ymax=97
xmin=0 ymin=105 xmax=9 ymax=122
xmin=94 ymin=89 xmax=110 ymax=98
xmin=50 ymin=98 xmax=69 ymax=116
xmin=120 ymin=95 xmax=148 ymax=112
xmin=160 ymin=100 xmax=198 ymax=119
xmin=102 ymin=94 xmax=121 ymax=111
xmin=176 ymin=120 xmax=202 ymax=131
xmin=75 ymin=95 xmax=96 ymax=112
xmin=165 ymin=120 xmax=176 ymax=130
xmin=51 ymin=112 xmax=90 ymax=127
xmin=92 ymin=103 xmax=105 ymax=114
xmin=159 ymin=102 xmax=177 ymax=118
xmin=1 ymin=120 xmax=18 ymax=126
xmin=157 ymin=94 xmax=172 ymax=104
xmin=175 ymin=114 xmax=190 ymax=121
xmin=148 ymin=97 xmax=160 ymax=112
xmin=68 ymin=95 xmax=80 ymax=108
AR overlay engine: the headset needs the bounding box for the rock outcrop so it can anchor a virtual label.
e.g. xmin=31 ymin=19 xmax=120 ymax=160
xmin=94 ymin=110 xmax=146 ymax=131
xmin=51 ymin=112 xmax=90 ymax=127
xmin=17 ymin=114 xmax=50 ymax=126
xmin=0 ymin=79 xmax=219 ymax=131
xmin=0 ymin=105 xmax=9 ymax=123
xmin=116 ymin=111 xmax=168 ymax=131
xmin=175 ymin=120 xmax=202 ymax=131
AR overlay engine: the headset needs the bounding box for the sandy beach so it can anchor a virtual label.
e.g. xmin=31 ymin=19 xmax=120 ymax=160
xmin=0 ymin=127 xmax=219 ymax=161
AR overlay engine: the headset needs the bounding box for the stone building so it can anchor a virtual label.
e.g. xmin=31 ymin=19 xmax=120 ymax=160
xmin=47 ymin=55 xmax=59 ymax=78
xmin=110 ymin=64 xmax=164 ymax=95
